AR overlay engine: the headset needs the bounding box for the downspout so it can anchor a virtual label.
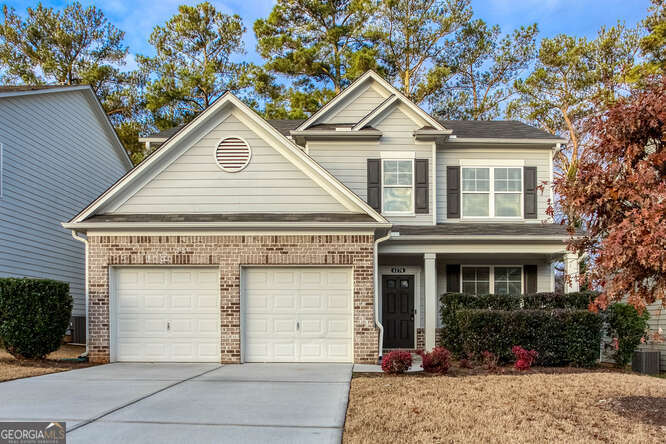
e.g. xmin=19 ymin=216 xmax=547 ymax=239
xmin=374 ymin=229 xmax=391 ymax=363
xmin=71 ymin=231 xmax=89 ymax=357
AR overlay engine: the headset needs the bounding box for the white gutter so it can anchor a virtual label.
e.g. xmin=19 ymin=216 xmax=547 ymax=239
xmin=374 ymin=230 xmax=391 ymax=362
xmin=70 ymin=231 xmax=89 ymax=357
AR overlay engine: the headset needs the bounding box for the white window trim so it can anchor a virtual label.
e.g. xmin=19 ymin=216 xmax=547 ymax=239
xmin=461 ymin=166 xmax=524 ymax=219
xmin=459 ymin=159 xmax=524 ymax=166
xmin=461 ymin=265 xmax=524 ymax=295
xmin=380 ymin=151 xmax=415 ymax=159
xmin=381 ymin=158 xmax=415 ymax=216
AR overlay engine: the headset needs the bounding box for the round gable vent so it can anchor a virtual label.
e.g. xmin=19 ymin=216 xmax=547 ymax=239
xmin=215 ymin=137 xmax=251 ymax=172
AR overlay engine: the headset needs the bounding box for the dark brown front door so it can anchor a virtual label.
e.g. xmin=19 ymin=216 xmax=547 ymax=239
xmin=382 ymin=275 xmax=414 ymax=348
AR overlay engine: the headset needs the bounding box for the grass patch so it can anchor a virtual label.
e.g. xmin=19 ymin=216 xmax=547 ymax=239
xmin=0 ymin=344 xmax=93 ymax=382
xmin=344 ymin=366 xmax=665 ymax=443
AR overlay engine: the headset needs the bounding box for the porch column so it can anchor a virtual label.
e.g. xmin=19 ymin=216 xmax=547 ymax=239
xmin=424 ymin=253 xmax=437 ymax=351
xmin=564 ymin=253 xmax=580 ymax=293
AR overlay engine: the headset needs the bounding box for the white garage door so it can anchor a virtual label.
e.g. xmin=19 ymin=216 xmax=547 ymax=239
xmin=244 ymin=267 xmax=353 ymax=363
xmin=113 ymin=267 xmax=220 ymax=362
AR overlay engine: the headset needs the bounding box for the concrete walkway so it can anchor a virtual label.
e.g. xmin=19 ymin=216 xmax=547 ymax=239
xmin=0 ymin=363 xmax=353 ymax=443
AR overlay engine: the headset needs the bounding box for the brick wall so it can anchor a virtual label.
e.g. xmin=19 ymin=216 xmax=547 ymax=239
xmin=87 ymin=234 xmax=379 ymax=364
xmin=416 ymin=328 xmax=443 ymax=350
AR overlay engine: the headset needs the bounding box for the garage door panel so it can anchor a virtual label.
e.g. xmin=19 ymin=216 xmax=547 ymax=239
xmin=325 ymin=270 xmax=351 ymax=288
xmin=244 ymin=267 xmax=353 ymax=363
xmin=326 ymin=290 xmax=352 ymax=311
xmin=274 ymin=270 xmax=298 ymax=286
xmin=114 ymin=267 xmax=220 ymax=362
xmin=274 ymin=293 xmax=297 ymax=310
xmin=300 ymin=293 xmax=324 ymax=310
xmin=274 ymin=342 xmax=297 ymax=360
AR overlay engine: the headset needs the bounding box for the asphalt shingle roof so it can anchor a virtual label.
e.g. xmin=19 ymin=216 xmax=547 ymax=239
xmin=393 ymin=223 xmax=574 ymax=237
xmin=86 ymin=213 xmax=377 ymax=224
xmin=0 ymin=84 xmax=76 ymax=93
xmin=147 ymin=118 xmax=557 ymax=141
xmin=437 ymin=120 xmax=558 ymax=139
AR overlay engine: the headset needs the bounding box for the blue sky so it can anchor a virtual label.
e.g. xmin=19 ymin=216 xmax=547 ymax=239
xmin=4 ymin=0 xmax=653 ymax=71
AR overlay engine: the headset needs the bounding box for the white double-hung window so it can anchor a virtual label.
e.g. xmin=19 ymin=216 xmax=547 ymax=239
xmin=461 ymin=164 xmax=523 ymax=218
xmin=382 ymin=158 xmax=414 ymax=213
xmin=461 ymin=265 xmax=523 ymax=295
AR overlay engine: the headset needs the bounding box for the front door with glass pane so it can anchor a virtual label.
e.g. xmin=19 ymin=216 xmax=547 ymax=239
xmin=382 ymin=276 xmax=414 ymax=348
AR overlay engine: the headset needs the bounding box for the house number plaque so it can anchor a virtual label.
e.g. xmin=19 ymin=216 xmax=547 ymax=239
xmin=391 ymin=267 xmax=406 ymax=273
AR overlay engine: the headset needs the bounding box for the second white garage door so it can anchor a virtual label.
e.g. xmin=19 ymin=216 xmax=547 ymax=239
xmin=243 ymin=267 xmax=353 ymax=363
xmin=113 ymin=267 xmax=220 ymax=362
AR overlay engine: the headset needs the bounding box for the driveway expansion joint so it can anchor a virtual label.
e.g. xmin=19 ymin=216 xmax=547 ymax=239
xmin=66 ymin=365 xmax=223 ymax=434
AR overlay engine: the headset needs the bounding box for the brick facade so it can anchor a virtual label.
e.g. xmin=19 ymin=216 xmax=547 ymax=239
xmin=87 ymin=234 xmax=379 ymax=364
xmin=415 ymin=328 xmax=443 ymax=351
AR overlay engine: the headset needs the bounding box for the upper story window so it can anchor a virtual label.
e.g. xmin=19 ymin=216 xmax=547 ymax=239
xmin=462 ymin=166 xmax=522 ymax=218
xmin=382 ymin=159 xmax=414 ymax=213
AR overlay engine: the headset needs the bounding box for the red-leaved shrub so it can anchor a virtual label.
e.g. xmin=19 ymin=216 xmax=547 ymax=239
xmin=482 ymin=350 xmax=500 ymax=372
xmin=458 ymin=358 xmax=473 ymax=369
xmin=417 ymin=347 xmax=451 ymax=374
xmin=512 ymin=345 xmax=538 ymax=371
xmin=381 ymin=350 xmax=412 ymax=374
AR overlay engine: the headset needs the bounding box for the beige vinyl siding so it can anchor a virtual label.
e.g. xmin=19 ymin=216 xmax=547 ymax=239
xmin=115 ymin=112 xmax=348 ymax=214
xmin=323 ymin=85 xmax=387 ymax=124
xmin=0 ymin=90 xmax=130 ymax=317
xmin=309 ymin=105 xmax=433 ymax=225
xmin=638 ymin=302 xmax=666 ymax=370
xmin=436 ymin=146 xmax=553 ymax=222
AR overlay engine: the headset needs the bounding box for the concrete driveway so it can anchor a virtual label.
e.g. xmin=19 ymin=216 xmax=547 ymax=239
xmin=0 ymin=363 xmax=353 ymax=443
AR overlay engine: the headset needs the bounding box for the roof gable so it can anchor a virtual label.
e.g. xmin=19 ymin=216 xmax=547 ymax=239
xmin=0 ymin=85 xmax=133 ymax=169
xmin=295 ymin=71 xmax=449 ymax=133
xmin=68 ymin=92 xmax=387 ymax=225
xmin=113 ymin=112 xmax=349 ymax=214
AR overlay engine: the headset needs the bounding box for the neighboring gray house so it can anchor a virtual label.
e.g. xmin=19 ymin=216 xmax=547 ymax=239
xmin=65 ymin=71 xmax=580 ymax=364
xmin=0 ymin=85 xmax=132 ymax=342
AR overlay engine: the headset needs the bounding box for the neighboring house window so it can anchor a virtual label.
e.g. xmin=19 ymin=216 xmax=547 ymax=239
xmin=382 ymin=159 xmax=414 ymax=213
xmin=461 ymin=265 xmax=523 ymax=295
xmin=462 ymin=167 xmax=522 ymax=218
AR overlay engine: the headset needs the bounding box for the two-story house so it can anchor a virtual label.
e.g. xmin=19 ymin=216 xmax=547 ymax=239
xmin=0 ymin=85 xmax=132 ymax=343
xmin=63 ymin=71 xmax=578 ymax=364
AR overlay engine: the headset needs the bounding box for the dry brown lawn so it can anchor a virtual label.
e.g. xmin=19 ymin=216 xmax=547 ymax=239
xmin=344 ymin=368 xmax=666 ymax=443
xmin=0 ymin=344 xmax=93 ymax=382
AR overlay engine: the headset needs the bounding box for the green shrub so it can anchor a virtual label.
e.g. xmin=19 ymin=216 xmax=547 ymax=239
xmin=456 ymin=309 xmax=601 ymax=367
xmin=0 ymin=278 xmax=72 ymax=359
xmin=439 ymin=291 xmax=598 ymax=356
xmin=522 ymin=291 xmax=596 ymax=310
xmin=605 ymin=303 xmax=650 ymax=366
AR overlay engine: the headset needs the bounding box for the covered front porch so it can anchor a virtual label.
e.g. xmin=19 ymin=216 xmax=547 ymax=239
xmin=377 ymin=236 xmax=580 ymax=352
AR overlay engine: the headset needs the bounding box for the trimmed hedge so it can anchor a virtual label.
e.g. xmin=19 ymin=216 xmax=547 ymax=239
xmin=456 ymin=309 xmax=602 ymax=367
xmin=440 ymin=291 xmax=600 ymax=365
xmin=0 ymin=278 xmax=72 ymax=359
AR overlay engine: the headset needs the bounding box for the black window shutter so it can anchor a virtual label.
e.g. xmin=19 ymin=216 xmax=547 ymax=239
xmin=446 ymin=264 xmax=461 ymax=293
xmin=524 ymin=166 xmax=537 ymax=219
xmin=367 ymin=159 xmax=381 ymax=211
xmin=446 ymin=166 xmax=460 ymax=218
xmin=415 ymin=159 xmax=429 ymax=214
xmin=524 ymin=264 xmax=538 ymax=294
